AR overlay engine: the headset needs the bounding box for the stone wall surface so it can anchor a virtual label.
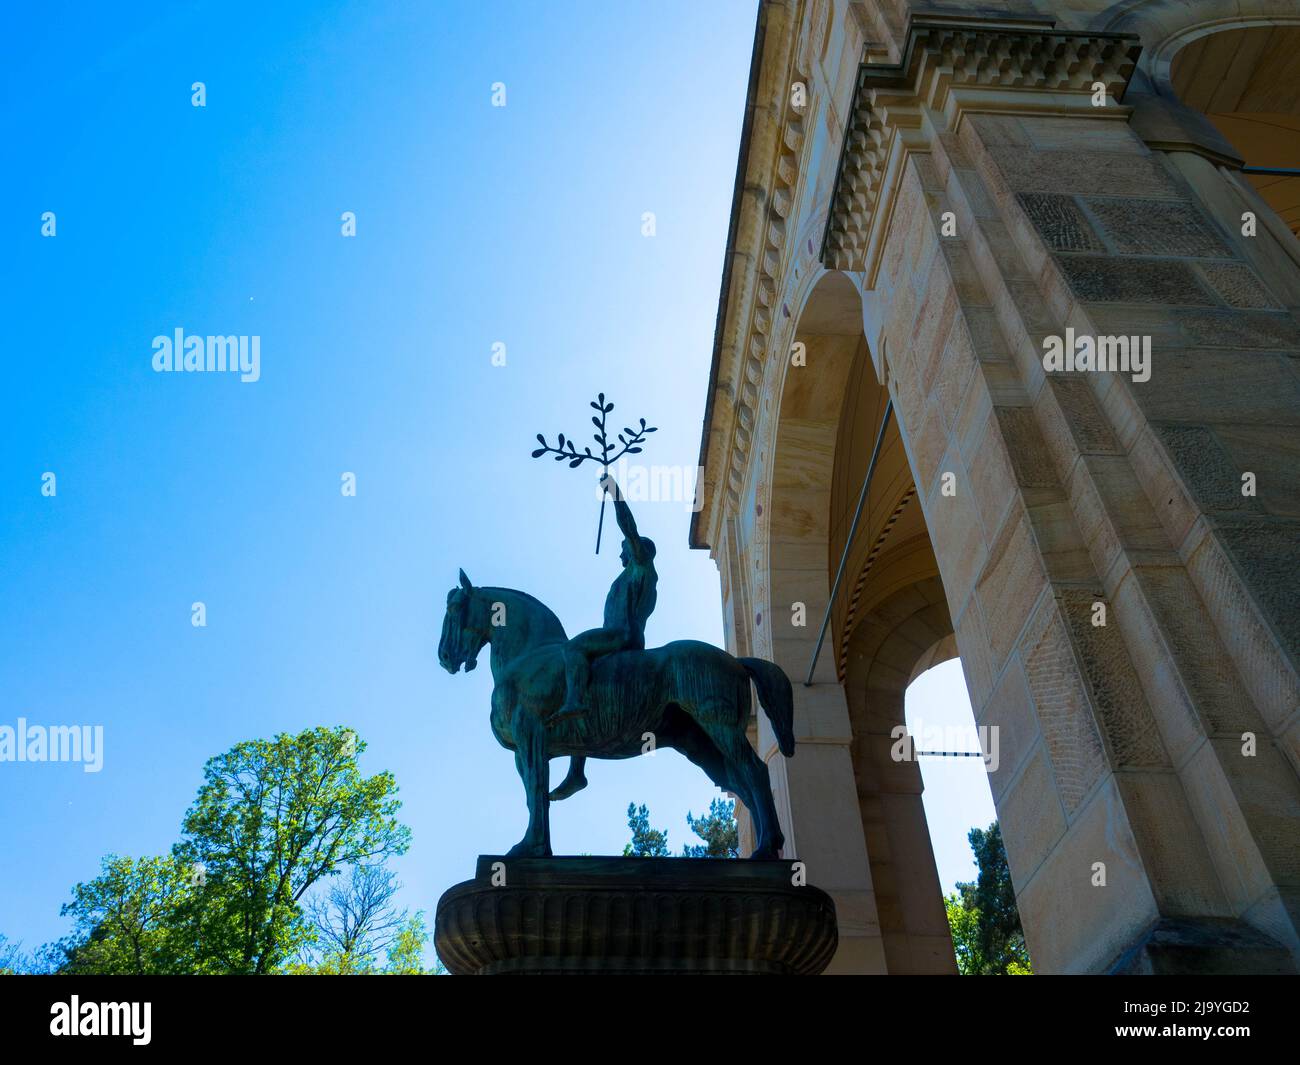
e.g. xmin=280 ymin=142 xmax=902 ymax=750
xmin=695 ymin=0 xmax=1300 ymax=973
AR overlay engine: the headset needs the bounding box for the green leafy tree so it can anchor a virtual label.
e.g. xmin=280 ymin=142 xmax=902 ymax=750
xmin=54 ymin=855 xmax=199 ymax=974
xmin=284 ymin=864 xmax=408 ymax=975
xmin=946 ymin=821 xmax=1032 ymax=974
xmin=385 ymin=912 xmax=431 ymax=974
xmin=681 ymin=798 xmax=739 ymax=858
xmin=173 ymin=726 xmax=412 ymax=974
xmin=0 ymin=936 xmax=18 ymax=974
xmin=622 ymin=803 xmax=670 ymax=857
xmin=945 ymin=891 xmax=983 ymax=974
xmin=0 ymin=934 xmax=49 ymax=975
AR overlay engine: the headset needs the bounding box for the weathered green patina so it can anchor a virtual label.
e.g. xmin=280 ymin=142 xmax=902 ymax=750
xmin=439 ymin=485 xmax=796 ymax=859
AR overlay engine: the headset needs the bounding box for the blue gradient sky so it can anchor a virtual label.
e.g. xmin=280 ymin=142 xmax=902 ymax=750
xmin=0 ymin=0 xmax=991 ymax=955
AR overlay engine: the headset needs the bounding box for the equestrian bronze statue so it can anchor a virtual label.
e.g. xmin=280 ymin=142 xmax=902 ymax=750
xmin=439 ymin=477 xmax=795 ymax=859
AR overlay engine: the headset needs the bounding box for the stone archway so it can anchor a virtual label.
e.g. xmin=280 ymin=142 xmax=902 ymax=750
xmin=843 ymin=576 xmax=960 ymax=974
xmin=753 ymin=269 xmax=891 ymax=974
xmin=757 ymin=266 xmax=975 ymax=974
xmin=1166 ymin=23 xmax=1300 ymax=237
xmin=695 ymin=0 xmax=1300 ymax=974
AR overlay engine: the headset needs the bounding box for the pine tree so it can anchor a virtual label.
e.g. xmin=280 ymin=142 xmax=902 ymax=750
xmin=681 ymin=798 xmax=739 ymax=858
xmin=622 ymin=803 xmax=670 ymax=856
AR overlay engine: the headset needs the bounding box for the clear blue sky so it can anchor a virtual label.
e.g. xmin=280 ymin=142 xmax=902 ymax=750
xmin=0 ymin=0 xmax=991 ymax=956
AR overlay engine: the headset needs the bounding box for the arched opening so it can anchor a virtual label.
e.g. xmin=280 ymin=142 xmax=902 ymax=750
xmin=903 ymin=656 xmax=998 ymax=900
xmin=1170 ymin=24 xmax=1300 ymax=236
xmin=757 ymin=267 xmax=1013 ymax=973
xmin=828 ymin=332 xmax=1001 ymax=974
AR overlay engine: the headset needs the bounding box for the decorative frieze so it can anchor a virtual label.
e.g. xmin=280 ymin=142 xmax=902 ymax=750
xmin=823 ymin=22 xmax=1142 ymax=272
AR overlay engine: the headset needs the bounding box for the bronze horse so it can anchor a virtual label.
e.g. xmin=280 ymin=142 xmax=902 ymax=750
xmin=439 ymin=571 xmax=794 ymax=858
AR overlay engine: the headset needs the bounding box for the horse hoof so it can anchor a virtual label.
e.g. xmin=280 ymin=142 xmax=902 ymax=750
xmin=505 ymin=841 xmax=549 ymax=858
xmin=548 ymin=775 xmax=588 ymax=802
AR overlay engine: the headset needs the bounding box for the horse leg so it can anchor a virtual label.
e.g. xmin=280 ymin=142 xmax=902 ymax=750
xmin=664 ymin=708 xmax=765 ymax=852
xmin=506 ymin=705 xmax=552 ymax=857
xmin=662 ymin=715 xmax=737 ymax=794
xmin=695 ymin=714 xmax=784 ymax=860
xmin=549 ymin=756 xmax=588 ymax=801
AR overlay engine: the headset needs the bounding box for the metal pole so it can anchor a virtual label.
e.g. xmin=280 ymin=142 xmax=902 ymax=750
xmin=804 ymin=398 xmax=893 ymax=686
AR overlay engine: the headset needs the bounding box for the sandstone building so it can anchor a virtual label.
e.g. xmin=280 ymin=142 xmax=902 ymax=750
xmin=692 ymin=0 xmax=1300 ymax=973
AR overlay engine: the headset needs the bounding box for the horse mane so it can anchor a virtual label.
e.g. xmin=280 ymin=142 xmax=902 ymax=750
xmin=479 ymin=585 xmax=568 ymax=641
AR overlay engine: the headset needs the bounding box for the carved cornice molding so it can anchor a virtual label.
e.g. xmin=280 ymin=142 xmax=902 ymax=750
xmin=722 ymin=54 xmax=815 ymax=523
xmin=693 ymin=1 xmax=825 ymax=551
xmin=822 ymin=20 xmax=1143 ymax=273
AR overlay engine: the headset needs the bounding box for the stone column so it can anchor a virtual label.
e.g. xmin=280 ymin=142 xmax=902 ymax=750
xmin=843 ymin=578 xmax=961 ymax=974
xmin=952 ymin=103 xmax=1300 ymax=972
xmin=829 ymin=22 xmax=1299 ymax=972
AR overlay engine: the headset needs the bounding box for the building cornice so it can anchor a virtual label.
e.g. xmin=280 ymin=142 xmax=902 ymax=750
xmin=690 ymin=0 xmax=814 ymax=551
xmin=823 ymin=19 xmax=1142 ymax=272
xmin=691 ymin=9 xmax=1143 ymax=553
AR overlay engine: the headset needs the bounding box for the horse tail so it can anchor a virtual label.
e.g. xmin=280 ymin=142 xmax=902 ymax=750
xmin=740 ymin=657 xmax=794 ymax=757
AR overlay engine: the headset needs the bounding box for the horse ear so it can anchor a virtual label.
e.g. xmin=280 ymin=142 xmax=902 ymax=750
xmin=459 ymin=569 xmax=472 ymax=592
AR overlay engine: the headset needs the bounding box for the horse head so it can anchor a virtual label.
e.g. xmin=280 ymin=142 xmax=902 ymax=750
xmin=439 ymin=569 xmax=489 ymax=674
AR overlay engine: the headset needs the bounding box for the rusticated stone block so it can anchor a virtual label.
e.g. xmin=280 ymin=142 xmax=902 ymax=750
xmin=940 ymin=238 xmax=991 ymax=307
xmin=1184 ymin=524 xmax=1300 ymax=727
xmin=1132 ymin=351 xmax=1300 ymax=426
xmin=1026 ymin=499 xmax=1095 ymax=584
xmin=1015 ymin=778 xmax=1156 ymax=973
xmin=913 ymin=261 xmax=959 ymax=392
xmin=1056 ymin=256 xmax=1214 ymax=305
xmin=1036 ymin=378 xmax=1125 ymax=497
xmin=996 ymin=745 xmax=1067 ymax=887
xmin=994 ymin=405 xmax=1061 ymax=489
xmin=1017 ymin=193 xmax=1105 ymax=252
xmin=1196 ymin=261 xmax=1281 ymax=309
xmin=967 ymin=414 xmax=1020 ymax=538
xmin=985 ymin=147 xmax=1183 ymax=198
xmin=909 ymin=397 xmax=950 ymax=498
xmin=1114 ymin=772 xmax=1228 ymax=915
xmin=978 ymin=509 xmax=1050 ymax=671
xmin=952 ymin=596 xmax=995 ymax=711
xmin=1046 ymin=377 xmax=1123 ymax=455
xmin=1217 ymin=423 xmax=1300 ymax=520
xmin=435 ymin=856 xmax=839 ymax=975
xmin=1083 ymin=198 xmax=1231 ymax=257
xmin=1057 ymin=589 xmax=1168 ymax=768
xmin=1117 ymin=566 xmax=1258 ymax=741
xmin=1018 ymin=600 xmax=1108 ymax=814
xmin=1179 ymin=309 xmax=1300 ymax=349
xmin=925 ymin=450 xmax=988 ymax=616
xmin=931 ymin=322 xmax=979 ymax=432
xmin=1022 ymin=117 xmax=1137 ymax=153
xmin=1152 ymin=424 xmax=1259 ymax=515
xmin=1213 ymin=517 xmax=1300 ymax=660
xmin=978 ymin=654 xmax=1041 ymax=804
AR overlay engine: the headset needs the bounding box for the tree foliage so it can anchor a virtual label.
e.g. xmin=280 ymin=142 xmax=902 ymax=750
xmin=55 ymin=855 xmax=199 ymax=975
xmin=285 ymin=864 xmax=408 ymax=974
xmin=622 ymin=803 xmax=670 ymax=857
xmin=946 ymin=821 xmax=1032 ymax=975
xmin=624 ymin=799 xmax=740 ymax=858
xmin=681 ymin=798 xmax=739 ymax=858
xmin=385 ymin=912 xmax=432 ymax=975
xmin=172 ymin=726 xmax=412 ymax=974
xmin=23 ymin=726 xmax=415 ymax=976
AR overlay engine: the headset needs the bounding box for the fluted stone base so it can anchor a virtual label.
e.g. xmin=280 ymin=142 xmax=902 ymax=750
xmin=435 ymin=856 xmax=839 ymax=975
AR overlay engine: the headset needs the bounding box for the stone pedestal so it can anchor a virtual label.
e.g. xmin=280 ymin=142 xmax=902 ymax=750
xmin=434 ymin=856 xmax=839 ymax=975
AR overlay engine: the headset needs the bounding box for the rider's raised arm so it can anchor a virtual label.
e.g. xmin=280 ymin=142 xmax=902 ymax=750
xmin=604 ymin=476 xmax=651 ymax=564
